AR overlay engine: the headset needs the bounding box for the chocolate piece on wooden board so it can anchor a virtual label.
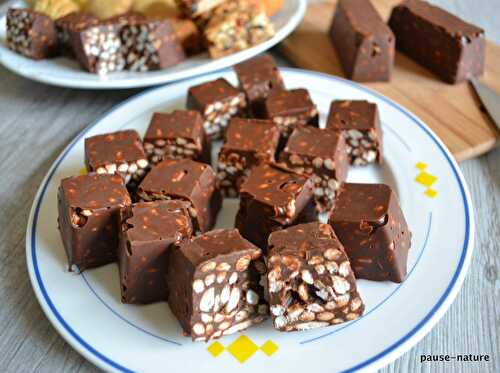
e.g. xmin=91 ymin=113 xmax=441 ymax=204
xmin=171 ymin=17 xmax=202 ymax=55
xmin=137 ymin=158 xmax=222 ymax=234
xmin=264 ymin=89 xmax=319 ymax=147
xmin=143 ymin=110 xmax=211 ymax=166
xmin=217 ymin=118 xmax=280 ymax=198
xmin=326 ymin=100 xmax=383 ymax=166
xmin=6 ymin=8 xmax=58 ymax=60
xmin=234 ymin=55 xmax=285 ymax=118
xmin=55 ymin=12 xmax=99 ymax=56
xmin=175 ymin=0 xmax=226 ymax=17
xmin=166 ymin=229 xmax=268 ymax=341
xmin=389 ymin=0 xmax=485 ymax=84
xmin=279 ymin=126 xmax=349 ymax=212
xmin=267 ymin=222 xmax=364 ymax=331
xmin=187 ymin=78 xmax=247 ymax=140
xmin=84 ymin=130 xmax=149 ymax=193
xmin=204 ymin=0 xmax=275 ymax=59
xmin=57 ymin=173 xmax=132 ymax=271
xmin=329 ymin=0 xmax=395 ymax=82
xmin=235 ymin=163 xmax=318 ymax=251
xmin=118 ymin=200 xmax=193 ymax=304
xmin=329 ymin=183 xmax=412 ymax=283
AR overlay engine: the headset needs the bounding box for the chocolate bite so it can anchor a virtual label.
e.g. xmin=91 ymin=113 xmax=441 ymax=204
xmin=6 ymin=8 xmax=58 ymax=60
xmin=268 ymin=222 xmax=364 ymax=331
xmin=166 ymin=229 xmax=268 ymax=341
xmin=326 ymin=100 xmax=383 ymax=165
xmin=55 ymin=12 xmax=99 ymax=56
xmin=84 ymin=130 xmax=149 ymax=192
xmin=235 ymin=163 xmax=318 ymax=251
xmin=118 ymin=200 xmax=193 ymax=304
xmin=171 ymin=17 xmax=202 ymax=55
xmin=57 ymin=173 xmax=131 ymax=271
xmin=329 ymin=183 xmax=412 ymax=283
xmin=329 ymin=0 xmax=395 ymax=82
xmin=143 ymin=110 xmax=211 ymax=166
xmin=264 ymin=89 xmax=319 ymax=145
xmin=187 ymin=78 xmax=247 ymax=140
xmin=389 ymin=0 xmax=485 ymax=84
xmin=137 ymin=158 xmax=222 ymax=234
xmin=217 ymin=118 xmax=280 ymax=197
xmin=234 ymin=54 xmax=285 ymax=117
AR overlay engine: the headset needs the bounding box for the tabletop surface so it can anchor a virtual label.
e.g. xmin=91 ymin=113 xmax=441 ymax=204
xmin=0 ymin=1 xmax=498 ymax=372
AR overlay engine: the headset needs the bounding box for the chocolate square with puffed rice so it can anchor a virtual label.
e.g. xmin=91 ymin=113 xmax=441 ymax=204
xmin=267 ymin=222 xmax=364 ymax=331
xmin=55 ymin=12 xmax=99 ymax=56
xmin=217 ymin=118 xmax=280 ymax=198
xmin=187 ymin=78 xmax=247 ymax=140
xmin=166 ymin=229 xmax=268 ymax=341
xmin=279 ymin=126 xmax=349 ymax=212
xmin=329 ymin=183 xmax=411 ymax=283
xmin=118 ymin=200 xmax=193 ymax=304
xmin=57 ymin=173 xmax=132 ymax=271
xmin=143 ymin=110 xmax=211 ymax=166
xmin=326 ymin=100 xmax=383 ymax=166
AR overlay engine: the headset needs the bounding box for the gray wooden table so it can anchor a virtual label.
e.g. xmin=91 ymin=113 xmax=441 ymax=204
xmin=0 ymin=1 xmax=498 ymax=372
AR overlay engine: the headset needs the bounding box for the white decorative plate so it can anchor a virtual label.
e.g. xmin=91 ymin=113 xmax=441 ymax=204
xmin=0 ymin=0 xmax=306 ymax=89
xmin=26 ymin=68 xmax=474 ymax=372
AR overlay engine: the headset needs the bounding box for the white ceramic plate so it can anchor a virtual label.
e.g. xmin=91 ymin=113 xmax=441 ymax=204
xmin=26 ymin=68 xmax=474 ymax=373
xmin=0 ymin=0 xmax=305 ymax=89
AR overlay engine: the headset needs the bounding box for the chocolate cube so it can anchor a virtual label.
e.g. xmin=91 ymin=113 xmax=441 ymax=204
xmin=143 ymin=110 xmax=211 ymax=166
xmin=329 ymin=183 xmax=412 ymax=283
xmin=166 ymin=229 xmax=268 ymax=341
xmin=389 ymin=0 xmax=485 ymax=84
xmin=118 ymin=200 xmax=193 ymax=304
xmin=217 ymin=118 xmax=280 ymax=197
xmin=329 ymin=0 xmax=395 ymax=82
xmin=235 ymin=163 xmax=318 ymax=251
xmin=279 ymin=127 xmax=349 ymax=212
xmin=57 ymin=173 xmax=131 ymax=271
xmin=234 ymin=54 xmax=285 ymax=117
xmin=264 ymin=89 xmax=319 ymax=144
xmin=171 ymin=18 xmax=202 ymax=55
xmin=187 ymin=78 xmax=247 ymax=140
xmin=326 ymin=100 xmax=383 ymax=165
xmin=137 ymin=159 xmax=222 ymax=234
xmin=268 ymin=222 xmax=364 ymax=331
xmin=85 ymin=130 xmax=150 ymax=192
xmin=6 ymin=8 xmax=58 ymax=60
xmin=55 ymin=12 xmax=99 ymax=56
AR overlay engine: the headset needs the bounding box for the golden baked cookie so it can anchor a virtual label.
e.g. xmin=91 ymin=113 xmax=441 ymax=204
xmin=87 ymin=0 xmax=133 ymax=19
xmin=33 ymin=0 xmax=80 ymax=19
xmin=132 ymin=0 xmax=180 ymax=18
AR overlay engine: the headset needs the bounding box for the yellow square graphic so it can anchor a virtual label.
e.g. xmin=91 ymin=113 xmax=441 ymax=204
xmin=227 ymin=335 xmax=258 ymax=363
xmin=425 ymin=189 xmax=438 ymax=198
xmin=260 ymin=340 xmax=279 ymax=357
xmin=415 ymin=162 xmax=427 ymax=171
xmin=415 ymin=172 xmax=437 ymax=187
xmin=79 ymin=167 xmax=87 ymax=175
xmin=207 ymin=341 xmax=225 ymax=357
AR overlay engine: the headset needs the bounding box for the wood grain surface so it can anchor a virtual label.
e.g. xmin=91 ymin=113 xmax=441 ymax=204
xmin=281 ymin=0 xmax=500 ymax=162
xmin=0 ymin=0 xmax=498 ymax=372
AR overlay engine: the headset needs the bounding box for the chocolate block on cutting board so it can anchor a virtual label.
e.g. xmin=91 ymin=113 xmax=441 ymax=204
xmin=57 ymin=173 xmax=132 ymax=271
xmin=389 ymin=0 xmax=485 ymax=84
xmin=118 ymin=200 xmax=193 ymax=304
xmin=329 ymin=0 xmax=395 ymax=82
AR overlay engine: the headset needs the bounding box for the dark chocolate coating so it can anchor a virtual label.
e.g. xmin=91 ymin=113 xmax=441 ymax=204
xmin=137 ymin=159 xmax=222 ymax=233
xmin=57 ymin=173 xmax=131 ymax=271
xmin=235 ymin=163 xmax=318 ymax=251
xmin=234 ymin=54 xmax=285 ymax=117
xmin=389 ymin=0 xmax=485 ymax=84
xmin=329 ymin=0 xmax=395 ymax=82
xmin=187 ymin=78 xmax=242 ymax=112
xmin=329 ymin=183 xmax=412 ymax=283
xmin=267 ymin=222 xmax=364 ymax=331
xmin=55 ymin=12 xmax=99 ymax=56
xmin=6 ymin=8 xmax=58 ymax=60
xmin=166 ymin=229 xmax=267 ymax=341
xmin=118 ymin=200 xmax=192 ymax=304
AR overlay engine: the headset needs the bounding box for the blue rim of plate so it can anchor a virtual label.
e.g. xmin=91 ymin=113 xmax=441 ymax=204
xmin=26 ymin=68 xmax=473 ymax=373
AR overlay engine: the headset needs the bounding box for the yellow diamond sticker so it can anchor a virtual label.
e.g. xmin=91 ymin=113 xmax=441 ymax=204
xmin=415 ymin=172 xmax=437 ymax=187
xmin=79 ymin=167 xmax=87 ymax=175
xmin=425 ymin=189 xmax=438 ymax=198
xmin=415 ymin=162 xmax=427 ymax=171
xmin=260 ymin=340 xmax=278 ymax=357
xmin=207 ymin=341 xmax=225 ymax=357
xmin=227 ymin=335 xmax=258 ymax=363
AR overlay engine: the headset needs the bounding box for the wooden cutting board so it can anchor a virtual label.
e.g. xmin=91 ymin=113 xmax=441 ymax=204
xmin=281 ymin=0 xmax=500 ymax=161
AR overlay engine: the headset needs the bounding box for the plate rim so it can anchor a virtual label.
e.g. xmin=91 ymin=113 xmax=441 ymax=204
xmin=25 ymin=68 xmax=475 ymax=373
xmin=0 ymin=0 xmax=306 ymax=90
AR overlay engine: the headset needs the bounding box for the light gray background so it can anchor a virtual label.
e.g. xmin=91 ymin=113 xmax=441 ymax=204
xmin=0 ymin=0 xmax=498 ymax=372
